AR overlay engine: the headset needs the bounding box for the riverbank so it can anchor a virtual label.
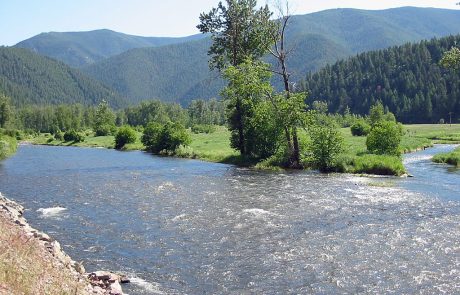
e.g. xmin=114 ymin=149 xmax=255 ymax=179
xmin=29 ymin=124 xmax=458 ymax=176
xmin=0 ymin=135 xmax=17 ymax=160
xmin=0 ymin=193 xmax=128 ymax=294
xmin=432 ymin=146 xmax=460 ymax=167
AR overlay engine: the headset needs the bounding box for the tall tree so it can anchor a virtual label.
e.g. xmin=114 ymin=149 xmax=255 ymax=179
xmin=197 ymin=0 xmax=275 ymax=155
xmin=440 ymin=47 xmax=460 ymax=71
xmin=268 ymin=2 xmax=306 ymax=168
xmin=94 ymin=100 xmax=116 ymax=136
xmin=0 ymin=94 xmax=12 ymax=128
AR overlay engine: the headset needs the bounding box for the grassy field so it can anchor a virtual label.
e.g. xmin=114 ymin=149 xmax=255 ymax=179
xmin=29 ymin=124 xmax=460 ymax=175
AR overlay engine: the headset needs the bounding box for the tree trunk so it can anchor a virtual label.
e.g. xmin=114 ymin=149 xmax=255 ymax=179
xmin=290 ymin=127 xmax=302 ymax=169
xmin=235 ymin=98 xmax=246 ymax=155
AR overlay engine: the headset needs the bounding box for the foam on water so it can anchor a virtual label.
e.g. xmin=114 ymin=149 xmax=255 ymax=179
xmin=37 ymin=206 xmax=67 ymax=218
xmin=129 ymin=277 xmax=164 ymax=294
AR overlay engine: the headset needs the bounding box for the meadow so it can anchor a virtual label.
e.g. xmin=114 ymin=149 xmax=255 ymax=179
xmin=30 ymin=124 xmax=460 ymax=175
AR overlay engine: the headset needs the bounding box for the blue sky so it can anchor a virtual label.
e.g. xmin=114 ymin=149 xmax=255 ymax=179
xmin=0 ymin=0 xmax=458 ymax=46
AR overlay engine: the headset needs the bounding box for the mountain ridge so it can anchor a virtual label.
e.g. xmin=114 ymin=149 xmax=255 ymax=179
xmin=10 ymin=7 xmax=460 ymax=106
xmin=0 ymin=46 xmax=126 ymax=108
xmin=15 ymin=29 xmax=206 ymax=68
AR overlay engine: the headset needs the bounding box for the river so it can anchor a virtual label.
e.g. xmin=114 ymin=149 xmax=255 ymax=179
xmin=0 ymin=144 xmax=459 ymax=294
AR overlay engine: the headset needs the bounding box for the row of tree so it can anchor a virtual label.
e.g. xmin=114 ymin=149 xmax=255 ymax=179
xmin=0 ymin=97 xmax=226 ymax=134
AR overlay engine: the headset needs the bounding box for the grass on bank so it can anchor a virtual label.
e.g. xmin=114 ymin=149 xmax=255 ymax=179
xmin=28 ymin=124 xmax=459 ymax=175
xmin=432 ymin=146 xmax=460 ymax=167
xmin=0 ymin=214 xmax=88 ymax=294
xmin=0 ymin=135 xmax=17 ymax=160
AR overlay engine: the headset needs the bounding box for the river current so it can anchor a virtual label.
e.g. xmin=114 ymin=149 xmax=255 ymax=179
xmin=0 ymin=144 xmax=459 ymax=294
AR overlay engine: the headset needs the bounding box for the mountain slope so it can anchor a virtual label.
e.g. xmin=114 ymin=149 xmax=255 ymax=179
xmin=21 ymin=7 xmax=460 ymax=105
xmin=301 ymin=35 xmax=460 ymax=123
xmin=15 ymin=29 xmax=206 ymax=67
xmin=82 ymin=39 xmax=225 ymax=104
xmin=0 ymin=46 xmax=125 ymax=107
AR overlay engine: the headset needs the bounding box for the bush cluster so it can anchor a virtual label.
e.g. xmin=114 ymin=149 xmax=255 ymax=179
xmin=366 ymin=121 xmax=402 ymax=155
xmin=141 ymin=122 xmax=191 ymax=154
xmin=115 ymin=126 xmax=137 ymax=149
xmin=350 ymin=120 xmax=371 ymax=136
xmin=191 ymin=124 xmax=216 ymax=134
xmin=63 ymin=130 xmax=84 ymax=142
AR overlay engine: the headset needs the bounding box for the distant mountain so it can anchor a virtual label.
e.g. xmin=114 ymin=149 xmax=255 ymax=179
xmin=13 ymin=7 xmax=460 ymax=106
xmin=15 ymin=29 xmax=206 ymax=67
xmin=0 ymin=46 xmax=125 ymax=107
xmin=82 ymin=38 xmax=225 ymax=105
xmin=80 ymin=7 xmax=460 ymax=105
xmin=301 ymin=35 xmax=460 ymax=123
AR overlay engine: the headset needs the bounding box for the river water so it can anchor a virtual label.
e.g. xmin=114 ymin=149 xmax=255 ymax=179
xmin=0 ymin=144 xmax=459 ymax=294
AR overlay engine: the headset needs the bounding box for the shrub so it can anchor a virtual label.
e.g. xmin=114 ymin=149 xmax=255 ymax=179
xmin=142 ymin=122 xmax=191 ymax=154
xmin=191 ymin=124 xmax=217 ymax=134
xmin=351 ymin=154 xmax=405 ymax=176
xmin=63 ymin=130 xmax=84 ymax=143
xmin=54 ymin=131 xmax=64 ymax=141
xmin=366 ymin=121 xmax=402 ymax=155
xmin=350 ymin=119 xmax=371 ymax=136
xmin=308 ymin=123 xmax=344 ymax=172
xmin=94 ymin=124 xmax=116 ymax=136
xmin=114 ymin=126 xmax=137 ymax=149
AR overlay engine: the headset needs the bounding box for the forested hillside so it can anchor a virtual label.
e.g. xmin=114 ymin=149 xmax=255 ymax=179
xmin=0 ymin=47 xmax=125 ymax=107
xmin=15 ymin=29 xmax=206 ymax=67
xmin=82 ymin=7 xmax=460 ymax=104
xmin=301 ymin=35 xmax=460 ymax=123
xmin=82 ymin=39 xmax=225 ymax=104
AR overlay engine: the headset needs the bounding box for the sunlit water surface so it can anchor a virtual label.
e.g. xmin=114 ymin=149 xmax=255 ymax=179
xmin=0 ymin=144 xmax=459 ymax=294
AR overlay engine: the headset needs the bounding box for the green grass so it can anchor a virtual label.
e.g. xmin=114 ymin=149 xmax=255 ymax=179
xmin=0 ymin=135 xmax=17 ymax=160
xmin=189 ymin=126 xmax=240 ymax=163
xmin=28 ymin=124 xmax=459 ymax=175
xmin=432 ymin=146 xmax=460 ymax=167
xmin=404 ymin=124 xmax=460 ymax=143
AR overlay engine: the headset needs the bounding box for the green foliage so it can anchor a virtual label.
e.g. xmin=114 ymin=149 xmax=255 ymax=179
xmin=302 ymin=35 xmax=460 ymax=123
xmin=369 ymin=102 xmax=385 ymax=127
xmin=0 ymin=94 xmax=12 ymax=128
xmin=94 ymin=100 xmax=116 ymax=136
xmin=307 ymin=122 xmax=344 ymax=172
xmin=124 ymin=100 xmax=188 ymax=127
xmin=142 ymin=122 xmax=191 ymax=154
xmin=191 ymin=124 xmax=217 ymax=134
xmin=63 ymin=130 xmax=84 ymax=143
xmin=247 ymin=100 xmax=284 ymax=159
xmin=54 ymin=131 xmax=64 ymax=141
xmin=366 ymin=121 xmax=403 ymax=155
xmin=432 ymin=146 xmax=460 ymax=167
xmin=350 ymin=119 xmax=371 ymax=136
xmin=440 ymin=47 xmax=460 ymax=71
xmin=114 ymin=126 xmax=137 ymax=149
xmin=350 ymin=154 xmax=405 ymax=176
xmin=15 ymin=104 xmax=95 ymax=133
xmin=0 ymin=47 xmax=125 ymax=107
xmin=0 ymin=135 xmax=17 ymax=160
xmin=197 ymin=0 xmax=274 ymax=71
xmin=222 ymin=59 xmax=276 ymax=157
xmin=188 ymin=99 xmax=226 ymax=126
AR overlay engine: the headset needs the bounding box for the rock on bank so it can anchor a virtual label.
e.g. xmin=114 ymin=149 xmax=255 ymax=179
xmin=0 ymin=193 xmax=127 ymax=294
